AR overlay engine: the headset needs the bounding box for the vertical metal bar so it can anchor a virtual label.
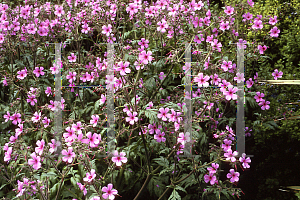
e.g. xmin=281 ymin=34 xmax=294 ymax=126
xmin=236 ymin=42 xmax=245 ymax=156
xmin=183 ymin=43 xmax=193 ymax=157
xmin=107 ymin=43 xmax=115 ymax=156
xmin=54 ymin=43 xmax=62 ymax=156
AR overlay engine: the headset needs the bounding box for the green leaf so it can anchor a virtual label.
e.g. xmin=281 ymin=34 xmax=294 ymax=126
xmin=168 ymin=189 xmax=181 ymax=200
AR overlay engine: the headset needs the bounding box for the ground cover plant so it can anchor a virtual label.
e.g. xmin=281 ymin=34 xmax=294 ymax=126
xmin=0 ymin=0 xmax=293 ymax=199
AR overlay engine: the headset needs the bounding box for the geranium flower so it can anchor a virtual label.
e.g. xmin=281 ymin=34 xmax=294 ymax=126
xmin=42 ymin=117 xmax=50 ymax=128
xmin=224 ymin=6 xmax=234 ymax=15
xmin=83 ymin=169 xmax=96 ymax=182
xmin=223 ymin=85 xmax=238 ymax=101
xmin=207 ymin=163 xmax=219 ymax=174
xmin=259 ymin=99 xmax=270 ymax=110
xmin=90 ymin=115 xmax=99 ymax=127
xmin=126 ymin=111 xmax=138 ymax=125
xmin=33 ymin=67 xmax=45 ymax=77
xmin=35 ymin=139 xmax=45 ymax=155
xmin=48 ymin=139 xmax=61 ymax=154
xmin=154 ymin=131 xmax=166 ymax=143
xmin=269 ymin=16 xmax=278 ymax=25
xmin=254 ymin=92 xmax=264 ymax=102
xmin=272 ymin=69 xmax=283 ymax=80
xmin=112 ymin=150 xmax=127 ymax=166
xmin=157 ymin=107 xmax=169 ymax=121
xmin=234 ymin=73 xmax=245 ymax=83
xmin=270 ymin=26 xmax=280 ymax=37
xmin=204 ymin=173 xmax=217 ymax=185
xmin=239 ymin=153 xmax=251 ymax=168
xmin=81 ymin=132 xmax=100 ymax=148
xmin=102 ymin=24 xmax=112 ymax=36
xmin=68 ymin=53 xmax=76 ymax=62
xmin=258 ymin=45 xmax=268 ymax=54
xmin=221 ymin=139 xmax=232 ymax=152
xmin=102 ymin=183 xmax=118 ymax=200
xmin=224 ymin=149 xmax=238 ymax=162
xmin=138 ymin=50 xmax=153 ymax=65
xmin=177 ymin=132 xmax=191 ymax=145
xmin=10 ymin=112 xmax=21 ymax=125
xmin=28 ymin=152 xmax=41 ymax=170
xmin=77 ymin=182 xmax=87 ymax=196
xmin=31 ymin=111 xmax=41 ymax=123
xmin=61 ymin=148 xmax=76 ymax=163
xmin=117 ymin=61 xmax=131 ymax=76
xmin=227 ymin=169 xmax=240 ymax=182
xmin=4 ymin=147 xmax=12 ymax=162
xmin=45 ymin=87 xmax=52 ymax=97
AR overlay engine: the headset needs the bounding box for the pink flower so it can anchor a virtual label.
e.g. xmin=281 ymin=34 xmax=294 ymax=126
xmin=269 ymin=16 xmax=278 ymax=25
xmin=221 ymin=139 xmax=232 ymax=152
xmin=45 ymin=87 xmax=52 ymax=97
xmin=154 ymin=131 xmax=166 ymax=143
xmin=138 ymin=38 xmax=149 ymax=48
xmin=112 ymin=150 xmax=127 ymax=166
xmin=102 ymin=24 xmax=112 ymax=36
xmin=117 ymin=61 xmax=131 ymax=76
xmin=33 ymin=67 xmax=45 ymax=77
xmin=234 ymin=73 xmax=245 ymax=83
xmin=204 ymin=173 xmax=217 ymax=185
xmin=31 ymin=111 xmax=41 ymax=123
xmin=90 ymin=115 xmax=99 ymax=127
xmin=2 ymin=76 xmax=8 ymax=86
xmin=72 ymin=121 xmax=83 ymax=135
xmin=48 ymin=139 xmax=61 ymax=154
xmin=100 ymin=94 xmax=106 ymax=105
xmin=17 ymin=68 xmax=27 ymax=80
xmin=77 ymin=182 xmax=87 ymax=196
xmin=157 ymin=107 xmax=169 ymax=121
xmin=223 ymin=85 xmax=238 ymax=101
xmin=157 ymin=19 xmax=169 ymax=33
xmin=270 ymin=26 xmax=280 ymax=37
xmin=54 ymin=5 xmax=65 ymax=17
xmin=194 ymin=73 xmax=210 ymax=87
xmin=62 ymin=147 xmax=76 ymax=163
xmin=177 ymin=132 xmax=191 ymax=145
xmin=272 ymin=69 xmax=283 ymax=80
xmin=207 ymin=163 xmax=219 ymax=174
xmin=224 ymin=6 xmax=234 ymax=15
xmin=102 ymin=184 xmax=118 ymax=200
xmin=139 ymin=50 xmax=153 ymax=65
xmin=259 ymin=99 xmax=270 ymax=110
xmin=15 ymin=123 xmax=23 ymax=136
xmin=221 ymin=60 xmax=232 ymax=72
xmin=239 ymin=153 xmax=251 ymax=168
xmin=227 ymin=169 xmax=240 ymax=182
xmin=28 ymin=152 xmax=42 ymax=170
xmin=246 ymin=78 xmax=254 ymax=88
xmin=35 ymin=139 xmax=45 ymax=155
xmin=224 ymin=149 xmax=238 ymax=162
xmin=42 ymin=116 xmax=50 ymax=128
xmin=159 ymin=72 xmax=166 ymax=80
xmin=83 ymin=169 xmax=96 ymax=182
xmin=252 ymin=19 xmax=263 ymax=29
xmin=4 ymin=147 xmax=12 ymax=162
xmin=81 ymin=132 xmax=100 ymax=148
xmin=63 ymin=126 xmax=77 ymax=141
xmin=254 ymin=92 xmax=264 ymax=102
xmin=258 ymin=45 xmax=268 ymax=54
xmin=66 ymin=71 xmax=77 ymax=83
xmin=10 ymin=112 xmax=21 ymax=125
xmin=68 ymin=53 xmax=77 ymax=62
xmin=126 ymin=111 xmax=138 ymax=125
xmin=27 ymin=94 xmax=37 ymax=106
xmin=0 ymin=33 xmax=5 ymax=43
xmin=247 ymin=0 xmax=254 ymax=7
